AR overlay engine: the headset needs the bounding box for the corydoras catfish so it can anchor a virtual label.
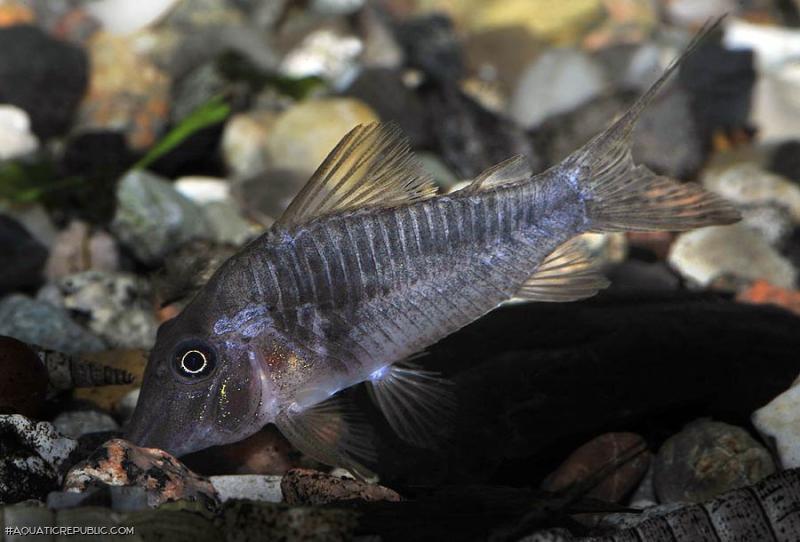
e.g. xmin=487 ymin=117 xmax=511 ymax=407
xmin=126 ymin=23 xmax=740 ymax=475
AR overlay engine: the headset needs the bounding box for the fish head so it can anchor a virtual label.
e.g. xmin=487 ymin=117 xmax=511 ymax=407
xmin=125 ymin=301 xmax=279 ymax=457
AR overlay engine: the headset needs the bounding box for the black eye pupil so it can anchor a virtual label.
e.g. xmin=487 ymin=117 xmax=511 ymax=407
xmin=175 ymin=343 xmax=216 ymax=378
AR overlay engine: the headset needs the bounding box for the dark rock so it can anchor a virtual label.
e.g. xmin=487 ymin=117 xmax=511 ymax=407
xmin=533 ymin=93 xmax=633 ymax=166
xmin=653 ymin=419 xmax=775 ymax=503
xmin=541 ymin=433 xmax=651 ymax=504
xmin=768 ymin=140 xmax=800 ymax=182
xmin=422 ymin=84 xmax=543 ymax=179
xmin=0 ymin=336 xmax=48 ymax=418
xmin=63 ymin=438 xmax=220 ymax=511
xmin=0 ymin=215 xmax=48 ymax=294
xmin=393 ymin=14 xmax=463 ymax=83
xmin=281 ymin=468 xmax=401 ymax=506
xmin=343 ymin=67 xmax=432 ymax=148
xmin=606 ymin=260 xmax=680 ymax=292
xmin=0 ymin=25 xmax=88 ymax=139
xmin=632 ymin=83 xmax=705 ymax=179
xmin=58 ymin=131 xmax=134 ymax=224
xmin=221 ymin=499 xmax=358 ymax=541
xmin=679 ymin=43 xmax=756 ymax=143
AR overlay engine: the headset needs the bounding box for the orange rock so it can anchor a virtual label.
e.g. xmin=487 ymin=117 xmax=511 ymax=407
xmin=542 ymin=432 xmax=651 ymax=504
xmin=737 ymin=280 xmax=800 ymax=316
xmin=0 ymin=3 xmax=35 ymax=27
xmin=63 ymin=438 xmax=220 ymax=510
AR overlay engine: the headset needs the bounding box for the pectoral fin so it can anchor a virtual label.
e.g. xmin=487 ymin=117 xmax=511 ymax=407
xmin=367 ymin=361 xmax=457 ymax=449
xmin=275 ymin=394 xmax=376 ymax=480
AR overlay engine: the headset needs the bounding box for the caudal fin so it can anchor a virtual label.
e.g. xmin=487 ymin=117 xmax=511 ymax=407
xmin=567 ymin=17 xmax=741 ymax=232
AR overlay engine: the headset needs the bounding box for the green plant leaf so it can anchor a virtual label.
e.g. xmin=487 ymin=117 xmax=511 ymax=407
xmin=134 ymin=95 xmax=231 ymax=171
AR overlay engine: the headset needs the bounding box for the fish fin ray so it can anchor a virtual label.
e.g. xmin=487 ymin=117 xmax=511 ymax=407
xmin=567 ymin=16 xmax=740 ymax=232
xmin=275 ymin=393 xmax=376 ymax=480
xmin=275 ymin=122 xmax=437 ymax=227
xmin=367 ymin=360 xmax=457 ymax=449
xmin=515 ymin=236 xmax=610 ymax=302
xmin=461 ymin=155 xmax=532 ymax=195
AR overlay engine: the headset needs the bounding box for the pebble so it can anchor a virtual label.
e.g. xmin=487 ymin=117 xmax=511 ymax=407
xmin=0 ymin=336 xmax=48 ymax=418
xmin=221 ymin=111 xmax=278 ymax=179
xmin=666 ymin=0 xmax=736 ymax=27
xmin=53 ymin=411 xmax=120 ymax=440
xmin=753 ymin=378 xmax=800 ymax=469
xmin=394 ymin=14 xmax=463 ymax=83
xmin=769 ymin=140 xmax=800 ymax=182
xmin=232 ymin=169 xmax=309 ymax=226
xmin=0 ymin=294 xmax=105 ymax=355
xmin=344 ymin=67 xmax=432 ymax=148
xmin=72 ymin=350 xmax=147 ymax=412
xmin=110 ymin=169 xmax=211 ymax=265
xmin=738 ymin=204 xmax=794 ymax=247
xmin=210 ymin=475 xmax=283 ymax=503
xmin=280 ymin=468 xmax=401 ymax=506
xmin=63 ymin=438 xmax=220 ymax=511
xmin=0 ymin=215 xmax=48 ymax=295
xmin=510 ymin=48 xmax=607 ymax=129
xmin=280 ymin=28 xmax=363 ymax=87
xmin=0 ymin=203 xmax=58 ymax=250
xmin=86 ymin=0 xmax=179 ymax=35
xmin=44 ymin=220 xmax=119 ymax=281
xmin=265 ymin=98 xmax=379 ymax=175
xmin=703 ymin=163 xmax=800 ymax=224
xmin=0 ymin=25 xmax=88 ymax=139
xmin=541 ymin=432 xmax=651 ymax=504
xmin=0 ymin=415 xmax=77 ymax=503
xmin=0 ymin=105 xmax=38 ymax=160
xmin=174 ymin=177 xmax=252 ymax=245
xmin=37 ymin=271 xmax=157 ymax=351
xmin=679 ymin=43 xmax=755 ymax=143
xmin=631 ymin=83 xmax=704 ymax=179
xmin=668 ymin=223 xmax=797 ymax=290
xmin=77 ymin=31 xmax=170 ymax=150
xmin=467 ymin=0 xmax=604 ymax=45
xmin=653 ymin=419 xmax=775 ymax=503
xmin=221 ymin=499 xmax=358 ymax=541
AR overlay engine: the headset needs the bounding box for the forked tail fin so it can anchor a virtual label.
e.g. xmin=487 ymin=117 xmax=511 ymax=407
xmin=567 ymin=17 xmax=741 ymax=232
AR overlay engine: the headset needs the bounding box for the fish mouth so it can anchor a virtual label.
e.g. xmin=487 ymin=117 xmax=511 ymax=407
xmin=124 ymin=418 xmax=207 ymax=457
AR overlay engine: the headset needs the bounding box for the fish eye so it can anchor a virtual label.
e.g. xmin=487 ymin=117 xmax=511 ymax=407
xmin=172 ymin=340 xmax=217 ymax=379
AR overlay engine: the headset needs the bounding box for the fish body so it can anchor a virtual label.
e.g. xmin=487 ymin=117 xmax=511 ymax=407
xmin=127 ymin=21 xmax=739 ymax=473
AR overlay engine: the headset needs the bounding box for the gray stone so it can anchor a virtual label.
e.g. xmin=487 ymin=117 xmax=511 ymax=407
xmin=110 ymin=170 xmax=211 ymax=265
xmin=653 ymin=419 xmax=775 ymax=503
xmin=210 ymin=475 xmax=283 ymax=503
xmin=753 ymin=377 xmax=800 ymax=469
xmin=53 ymin=411 xmax=120 ymax=440
xmin=0 ymin=294 xmax=105 ymax=355
xmin=37 ymin=271 xmax=157 ymax=350
xmin=703 ymin=163 xmax=800 ymax=224
xmin=0 ymin=105 xmax=38 ymax=160
xmin=668 ymin=223 xmax=797 ymax=289
xmin=510 ymin=48 xmax=607 ymax=129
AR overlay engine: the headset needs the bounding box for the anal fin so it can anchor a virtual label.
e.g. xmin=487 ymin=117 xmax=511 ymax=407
xmin=367 ymin=361 xmax=457 ymax=449
xmin=516 ymin=236 xmax=610 ymax=302
xmin=275 ymin=393 xmax=376 ymax=480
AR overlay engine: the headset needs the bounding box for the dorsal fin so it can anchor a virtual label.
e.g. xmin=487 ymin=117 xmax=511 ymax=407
xmin=461 ymin=155 xmax=532 ymax=195
xmin=275 ymin=122 xmax=438 ymax=227
xmin=515 ymin=236 xmax=610 ymax=302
